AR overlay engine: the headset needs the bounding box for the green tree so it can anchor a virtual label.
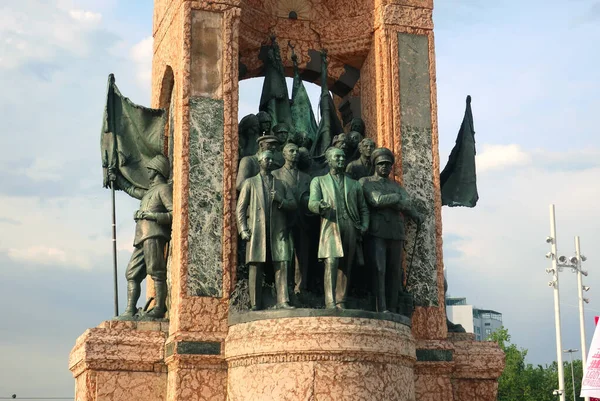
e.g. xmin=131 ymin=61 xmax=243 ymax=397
xmin=488 ymin=327 xmax=584 ymax=401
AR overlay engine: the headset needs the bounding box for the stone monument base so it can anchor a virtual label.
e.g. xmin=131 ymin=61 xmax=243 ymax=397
xmin=70 ymin=318 xmax=503 ymax=401
xmin=225 ymin=314 xmax=416 ymax=401
xmin=69 ymin=320 xmax=168 ymax=401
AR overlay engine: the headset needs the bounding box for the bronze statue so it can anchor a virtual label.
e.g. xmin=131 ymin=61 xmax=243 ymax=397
xmin=272 ymin=123 xmax=291 ymax=146
xmin=331 ymin=133 xmax=349 ymax=157
xmin=359 ymin=148 xmax=423 ymax=313
xmin=236 ymin=150 xmax=297 ymax=310
xmin=239 ymin=114 xmax=260 ymax=158
xmin=257 ymin=111 xmax=273 ymax=136
xmin=346 ymin=130 xmax=363 ymax=162
xmin=273 ymin=143 xmax=313 ymax=295
xmin=350 ymin=117 xmax=366 ymax=137
xmin=113 ymin=155 xmax=173 ymax=319
xmin=346 ymin=138 xmax=375 ymax=180
xmin=309 ymin=147 xmax=369 ymax=309
xmin=236 ymin=135 xmax=282 ymax=191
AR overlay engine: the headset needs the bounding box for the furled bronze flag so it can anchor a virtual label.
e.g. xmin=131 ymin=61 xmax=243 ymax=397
xmin=290 ymin=47 xmax=318 ymax=144
xmin=101 ymin=74 xmax=166 ymax=191
xmin=259 ymin=36 xmax=292 ymax=129
xmin=440 ymin=95 xmax=478 ymax=207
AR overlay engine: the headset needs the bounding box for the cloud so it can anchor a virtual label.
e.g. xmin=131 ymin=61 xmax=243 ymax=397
xmin=69 ymin=9 xmax=102 ymax=24
xmin=476 ymin=143 xmax=532 ymax=173
xmin=130 ymin=36 xmax=153 ymax=89
xmin=442 ymin=147 xmax=600 ymax=364
xmin=7 ymin=245 xmax=90 ymax=268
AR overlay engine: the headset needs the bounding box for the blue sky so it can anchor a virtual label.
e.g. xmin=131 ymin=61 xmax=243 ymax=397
xmin=1 ymin=0 xmax=599 ymax=397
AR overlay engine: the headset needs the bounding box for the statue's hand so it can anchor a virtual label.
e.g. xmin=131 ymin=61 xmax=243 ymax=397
xmin=319 ymin=201 xmax=331 ymax=215
xmin=134 ymin=210 xmax=142 ymax=221
xmin=140 ymin=211 xmax=158 ymax=221
xmin=241 ymin=230 xmax=251 ymax=241
xmin=271 ymin=190 xmax=283 ymax=204
xmin=107 ymin=168 xmax=117 ymax=183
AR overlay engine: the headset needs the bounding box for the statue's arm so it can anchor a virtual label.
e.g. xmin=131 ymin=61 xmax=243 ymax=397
xmin=362 ymin=184 xmax=399 ymax=208
xmin=115 ymin=174 xmax=146 ymax=200
xmin=308 ymin=178 xmax=323 ymax=215
xmin=357 ymin=184 xmax=370 ymax=232
xmin=156 ymin=187 xmax=174 ymax=225
xmin=236 ymin=182 xmax=251 ymax=234
xmin=278 ymin=182 xmax=297 ymax=211
xmin=396 ymin=188 xmax=423 ymax=223
xmin=236 ymin=158 xmax=250 ymax=191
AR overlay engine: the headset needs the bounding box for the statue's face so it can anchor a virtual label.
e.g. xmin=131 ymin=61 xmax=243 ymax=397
xmin=360 ymin=140 xmax=375 ymax=157
xmin=259 ymin=120 xmax=271 ymax=133
xmin=327 ymin=148 xmax=346 ymax=169
xmin=247 ymin=123 xmax=259 ymax=137
xmin=259 ymin=141 xmax=278 ymax=152
xmin=283 ymin=144 xmax=299 ymax=163
xmin=375 ymin=160 xmax=392 ymax=178
xmin=334 ymin=139 xmax=348 ymax=151
xmin=275 ymin=130 xmax=289 ymax=144
xmin=259 ymin=153 xmax=275 ymax=172
xmin=147 ymin=168 xmax=159 ymax=180
xmin=349 ymin=132 xmax=362 ymax=148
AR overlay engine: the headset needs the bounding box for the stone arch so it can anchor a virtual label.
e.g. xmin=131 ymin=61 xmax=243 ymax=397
xmin=157 ymin=65 xmax=175 ymax=161
xmin=237 ymin=0 xmax=376 ymax=102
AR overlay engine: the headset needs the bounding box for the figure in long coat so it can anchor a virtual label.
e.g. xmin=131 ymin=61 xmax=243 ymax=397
xmin=273 ymin=143 xmax=313 ymax=295
xmin=237 ymin=150 xmax=297 ymax=310
xmin=308 ymin=147 xmax=369 ymax=309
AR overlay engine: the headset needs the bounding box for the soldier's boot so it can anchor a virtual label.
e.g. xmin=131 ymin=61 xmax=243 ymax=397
xmin=118 ymin=281 xmax=141 ymax=317
xmin=145 ymin=280 xmax=167 ymax=319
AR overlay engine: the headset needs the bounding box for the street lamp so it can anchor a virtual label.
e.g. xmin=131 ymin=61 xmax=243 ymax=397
xmin=563 ymin=349 xmax=578 ymax=401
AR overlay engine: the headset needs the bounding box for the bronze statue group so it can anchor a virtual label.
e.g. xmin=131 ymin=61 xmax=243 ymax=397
xmin=235 ymin=114 xmax=423 ymax=314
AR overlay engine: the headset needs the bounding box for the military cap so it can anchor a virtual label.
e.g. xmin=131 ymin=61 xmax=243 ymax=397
xmin=256 ymin=134 xmax=280 ymax=144
xmin=146 ymin=154 xmax=171 ymax=179
xmin=371 ymin=147 xmax=395 ymax=165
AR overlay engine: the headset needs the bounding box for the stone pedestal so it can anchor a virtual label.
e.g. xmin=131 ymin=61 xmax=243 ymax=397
xmin=225 ymin=315 xmax=416 ymax=401
xmin=69 ymin=321 xmax=168 ymax=401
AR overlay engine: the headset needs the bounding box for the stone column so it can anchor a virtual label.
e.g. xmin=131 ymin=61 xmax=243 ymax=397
xmin=361 ymin=0 xmax=446 ymax=340
xmin=151 ymin=1 xmax=241 ymax=400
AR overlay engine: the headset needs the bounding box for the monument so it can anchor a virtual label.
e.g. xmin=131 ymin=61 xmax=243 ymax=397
xmin=70 ymin=1 xmax=504 ymax=400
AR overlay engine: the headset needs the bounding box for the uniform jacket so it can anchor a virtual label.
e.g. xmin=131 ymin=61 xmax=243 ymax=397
xmin=236 ymin=174 xmax=297 ymax=263
xmin=120 ymin=176 xmax=173 ymax=247
xmin=308 ymin=173 xmax=369 ymax=259
xmin=359 ymin=176 xmax=416 ymax=241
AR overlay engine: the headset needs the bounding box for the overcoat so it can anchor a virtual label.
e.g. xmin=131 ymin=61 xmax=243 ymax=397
xmin=236 ymin=174 xmax=296 ymax=263
xmin=308 ymin=173 xmax=369 ymax=259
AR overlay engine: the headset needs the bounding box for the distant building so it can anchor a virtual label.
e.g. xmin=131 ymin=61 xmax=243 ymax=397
xmin=446 ymin=297 xmax=503 ymax=341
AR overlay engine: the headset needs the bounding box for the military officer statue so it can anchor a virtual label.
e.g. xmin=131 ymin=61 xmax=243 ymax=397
xmin=309 ymin=147 xmax=369 ymax=309
xmin=359 ymin=148 xmax=423 ymax=313
xmin=273 ymin=143 xmax=313 ymax=295
xmin=236 ymin=150 xmax=297 ymax=310
xmin=114 ymin=155 xmax=173 ymax=319
xmin=236 ymin=134 xmax=282 ymax=191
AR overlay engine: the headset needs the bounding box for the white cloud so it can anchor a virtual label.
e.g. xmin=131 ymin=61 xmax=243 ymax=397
xmin=7 ymin=245 xmax=91 ymax=268
xmin=130 ymin=36 xmax=153 ymax=90
xmin=68 ymin=9 xmax=102 ymax=24
xmin=442 ymin=147 xmax=600 ymax=363
xmin=476 ymin=143 xmax=532 ymax=173
xmin=20 ymin=158 xmax=64 ymax=182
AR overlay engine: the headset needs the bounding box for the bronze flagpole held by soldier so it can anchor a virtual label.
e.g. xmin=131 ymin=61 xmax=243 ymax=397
xmin=101 ymin=74 xmax=120 ymax=317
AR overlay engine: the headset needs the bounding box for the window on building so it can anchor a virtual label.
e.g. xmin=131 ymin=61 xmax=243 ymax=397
xmin=485 ymin=328 xmax=491 ymax=337
xmin=485 ymin=323 xmax=491 ymax=326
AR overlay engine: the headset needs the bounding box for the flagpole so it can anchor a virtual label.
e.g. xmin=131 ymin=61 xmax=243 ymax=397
xmin=108 ymin=74 xmax=119 ymax=317
xmin=111 ymin=179 xmax=119 ymax=317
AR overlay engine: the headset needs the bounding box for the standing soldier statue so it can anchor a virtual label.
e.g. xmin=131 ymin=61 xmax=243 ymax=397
xmin=236 ymin=150 xmax=297 ymax=310
xmin=113 ymin=155 xmax=173 ymax=319
xmin=273 ymin=143 xmax=313 ymax=295
xmin=309 ymin=147 xmax=369 ymax=309
xmin=359 ymin=148 xmax=423 ymax=313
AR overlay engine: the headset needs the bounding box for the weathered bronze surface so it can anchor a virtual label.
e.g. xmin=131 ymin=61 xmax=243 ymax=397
xmin=115 ymin=155 xmax=173 ymax=320
xmin=346 ymin=138 xmax=375 ymax=180
xmin=360 ymin=148 xmax=423 ymax=313
xmin=236 ymin=150 xmax=297 ymax=310
xmin=308 ymin=147 xmax=369 ymax=309
xmin=272 ymin=143 xmax=313 ymax=295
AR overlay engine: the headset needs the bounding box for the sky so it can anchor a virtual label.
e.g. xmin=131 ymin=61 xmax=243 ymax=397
xmin=0 ymin=0 xmax=599 ymax=398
